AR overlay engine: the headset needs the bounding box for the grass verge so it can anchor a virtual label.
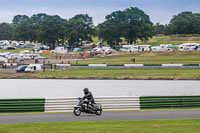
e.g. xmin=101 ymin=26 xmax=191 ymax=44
xmin=23 ymin=69 xmax=200 ymax=80
xmin=0 ymin=119 xmax=200 ymax=133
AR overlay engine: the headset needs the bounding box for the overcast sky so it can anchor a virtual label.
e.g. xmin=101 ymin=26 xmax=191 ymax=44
xmin=0 ymin=0 xmax=200 ymax=25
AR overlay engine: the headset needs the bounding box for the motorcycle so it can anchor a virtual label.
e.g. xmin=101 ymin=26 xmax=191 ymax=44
xmin=73 ymin=97 xmax=103 ymax=116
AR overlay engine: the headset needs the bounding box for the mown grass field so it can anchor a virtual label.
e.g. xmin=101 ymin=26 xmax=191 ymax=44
xmin=146 ymin=35 xmax=200 ymax=46
xmin=77 ymin=51 xmax=200 ymax=64
xmin=0 ymin=48 xmax=32 ymax=53
xmin=0 ymin=119 xmax=199 ymax=133
xmin=25 ymin=69 xmax=200 ymax=80
xmin=93 ymin=35 xmax=200 ymax=46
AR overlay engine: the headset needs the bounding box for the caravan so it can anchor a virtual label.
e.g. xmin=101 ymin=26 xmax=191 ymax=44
xmin=137 ymin=45 xmax=151 ymax=52
xmin=120 ymin=45 xmax=138 ymax=52
xmin=51 ymin=47 xmax=68 ymax=54
xmin=182 ymin=43 xmax=199 ymax=51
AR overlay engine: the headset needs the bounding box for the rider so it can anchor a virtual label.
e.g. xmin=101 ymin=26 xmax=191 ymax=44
xmin=82 ymin=88 xmax=95 ymax=110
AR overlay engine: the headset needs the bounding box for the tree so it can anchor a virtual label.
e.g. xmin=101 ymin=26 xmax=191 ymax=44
xmin=12 ymin=15 xmax=32 ymax=41
xmin=98 ymin=7 xmax=153 ymax=46
xmin=66 ymin=14 xmax=94 ymax=47
xmin=98 ymin=11 xmax=125 ymax=47
xmin=38 ymin=15 xmax=65 ymax=49
xmin=0 ymin=23 xmax=13 ymax=40
xmin=153 ymin=23 xmax=165 ymax=35
xmin=169 ymin=11 xmax=200 ymax=34
xmin=29 ymin=13 xmax=49 ymax=43
xmin=12 ymin=15 xmax=29 ymax=25
xmin=123 ymin=7 xmax=153 ymax=44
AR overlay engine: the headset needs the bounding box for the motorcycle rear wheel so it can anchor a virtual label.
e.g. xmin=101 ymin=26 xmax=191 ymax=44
xmin=74 ymin=108 xmax=81 ymax=116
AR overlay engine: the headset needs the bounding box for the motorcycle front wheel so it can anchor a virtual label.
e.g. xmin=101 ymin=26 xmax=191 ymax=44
xmin=95 ymin=110 xmax=102 ymax=115
xmin=74 ymin=108 xmax=81 ymax=116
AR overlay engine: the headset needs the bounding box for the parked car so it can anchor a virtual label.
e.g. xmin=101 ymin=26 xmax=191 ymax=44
xmin=16 ymin=65 xmax=27 ymax=73
xmin=6 ymin=46 xmax=16 ymax=50
xmin=25 ymin=64 xmax=42 ymax=73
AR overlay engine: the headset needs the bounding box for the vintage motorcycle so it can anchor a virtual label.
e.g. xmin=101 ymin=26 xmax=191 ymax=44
xmin=73 ymin=97 xmax=103 ymax=116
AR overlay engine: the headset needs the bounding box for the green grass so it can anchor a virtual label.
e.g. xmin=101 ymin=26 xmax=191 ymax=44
xmin=0 ymin=48 xmax=32 ymax=53
xmin=77 ymin=51 xmax=200 ymax=64
xmin=0 ymin=119 xmax=199 ymax=133
xmin=93 ymin=35 xmax=200 ymax=46
xmin=27 ymin=69 xmax=200 ymax=80
xmin=135 ymin=35 xmax=200 ymax=46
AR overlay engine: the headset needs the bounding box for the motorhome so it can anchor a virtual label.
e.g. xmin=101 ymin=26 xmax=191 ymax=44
xmin=151 ymin=46 xmax=162 ymax=52
xmin=160 ymin=44 xmax=173 ymax=51
xmin=120 ymin=45 xmax=138 ymax=52
xmin=52 ymin=47 xmax=67 ymax=54
xmin=137 ymin=45 xmax=151 ymax=52
xmin=182 ymin=43 xmax=199 ymax=51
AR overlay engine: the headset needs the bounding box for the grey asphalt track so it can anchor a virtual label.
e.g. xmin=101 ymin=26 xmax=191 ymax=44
xmin=0 ymin=110 xmax=200 ymax=124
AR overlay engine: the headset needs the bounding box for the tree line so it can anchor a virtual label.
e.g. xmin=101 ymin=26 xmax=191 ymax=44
xmin=0 ymin=7 xmax=199 ymax=49
xmin=154 ymin=11 xmax=200 ymax=35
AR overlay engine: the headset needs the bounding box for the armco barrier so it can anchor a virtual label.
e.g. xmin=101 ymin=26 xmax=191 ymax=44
xmin=88 ymin=64 xmax=107 ymax=67
xmin=45 ymin=96 xmax=140 ymax=112
xmin=0 ymin=99 xmax=45 ymax=113
xmin=1 ymin=96 xmax=200 ymax=113
xmin=6 ymin=63 xmax=200 ymax=69
xmin=162 ymin=64 xmax=183 ymax=67
xmin=140 ymin=96 xmax=200 ymax=109
xmin=144 ymin=64 xmax=162 ymax=66
xmin=182 ymin=64 xmax=200 ymax=66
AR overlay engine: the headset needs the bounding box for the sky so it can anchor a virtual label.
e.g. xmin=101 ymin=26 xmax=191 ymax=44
xmin=0 ymin=0 xmax=200 ymax=25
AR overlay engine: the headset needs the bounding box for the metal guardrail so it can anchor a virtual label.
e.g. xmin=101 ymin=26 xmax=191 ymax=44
xmin=140 ymin=96 xmax=200 ymax=109
xmin=1 ymin=63 xmax=200 ymax=69
xmin=45 ymin=96 xmax=140 ymax=112
xmin=0 ymin=96 xmax=199 ymax=113
xmin=0 ymin=99 xmax=45 ymax=113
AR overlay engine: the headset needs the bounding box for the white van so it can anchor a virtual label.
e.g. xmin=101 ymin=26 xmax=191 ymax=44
xmin=25 ymin=64 xmax=43 ymax=73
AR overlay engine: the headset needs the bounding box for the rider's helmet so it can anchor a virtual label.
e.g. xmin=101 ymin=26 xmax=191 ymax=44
xmin=83 ymin=88 xmax=89 ymax=94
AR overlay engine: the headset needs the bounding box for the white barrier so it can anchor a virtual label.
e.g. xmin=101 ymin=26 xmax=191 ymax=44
xmin=88 ymin=64 xmax=107 ymax=67
xmin=56 ymin=64 xmax=71 ymax=67
xmin=124 ymin=64 xmax=143 ymax=67
xmin=45 ymin=96 xmax=140 ymax=112
xmin=162 ymin=64 xmax=183 ymax=67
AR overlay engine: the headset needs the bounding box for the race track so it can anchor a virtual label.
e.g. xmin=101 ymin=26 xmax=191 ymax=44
xmin=0 ymin=110 xmax=200 ymax=124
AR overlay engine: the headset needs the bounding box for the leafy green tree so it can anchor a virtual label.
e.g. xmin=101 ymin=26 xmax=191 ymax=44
xmin=153 ymin=23 xmax=165 ymax=35
xmin=0 ymin=23 xmax=13 ymax=40
xmin=29 ymin=13 xmax=49 ymax=43
xmin=123 ymin=7 xmax=153 ymax=44
xmin=170 ymin=11 xmax=200 ymax=34
xmin=12 ymin=15 xmax=29 ymax=25
xmin=12 ymin=15 xmax=32 ymax=41
xmin=66 ymin=14 xmax=94 ymax=47
xmin=98 ymin=11 xmax=125 ymax=47
xmin=38 ymin=15 xmax=65 ymax=49
xmin=98 ymin=7 xmax=153 ymax=46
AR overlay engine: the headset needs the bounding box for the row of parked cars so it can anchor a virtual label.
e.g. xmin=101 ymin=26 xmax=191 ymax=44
xmin=16 ymin=64 xmax=42 ymax=73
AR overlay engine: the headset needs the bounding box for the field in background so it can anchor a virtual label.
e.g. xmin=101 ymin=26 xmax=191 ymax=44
xmin=146 ymin=35 xmax=200 ymax=46
xmin=93 ymin=35 xmax=200 ymax=46
xmin=78 ymin=51 xmax=200 ymax=64
xmin=0 ymin=119 xmax=199 ymax=133
xmin=0 ymin=48 xmax=32 ymax=53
